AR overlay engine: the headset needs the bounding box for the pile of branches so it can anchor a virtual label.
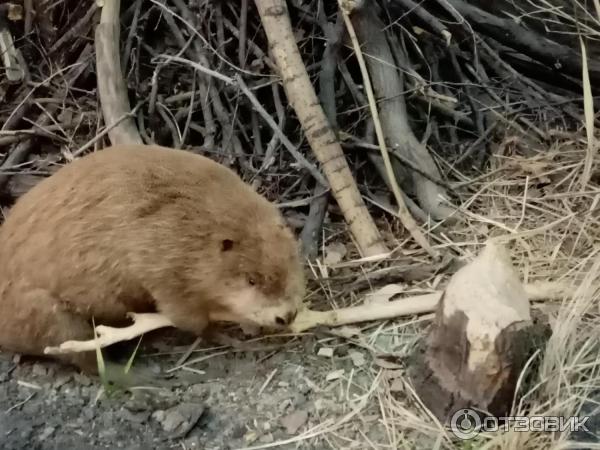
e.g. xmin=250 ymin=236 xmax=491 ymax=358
xmin=1 ymin=0 xmax=598 ymax=259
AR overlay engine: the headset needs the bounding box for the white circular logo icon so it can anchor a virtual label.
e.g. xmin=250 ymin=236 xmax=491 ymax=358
xmin=449 ymin=408 xmax=482 ymax=440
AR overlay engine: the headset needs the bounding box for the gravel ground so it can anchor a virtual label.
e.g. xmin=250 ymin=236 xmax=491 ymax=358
xmin=0 ymin=328 xmax=390 ymax=450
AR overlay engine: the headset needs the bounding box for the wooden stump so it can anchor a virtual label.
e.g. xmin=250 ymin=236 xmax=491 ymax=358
xmin=409 ymin=241 xmax=550 ymax=421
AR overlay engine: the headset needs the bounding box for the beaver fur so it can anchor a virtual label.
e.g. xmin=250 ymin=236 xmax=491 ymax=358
xmin=0 ymin=144 xmax=305 ymax=372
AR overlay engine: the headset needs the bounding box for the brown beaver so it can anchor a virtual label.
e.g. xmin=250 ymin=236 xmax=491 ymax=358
xmin=0 ymin=144 xmax=305 ymax=372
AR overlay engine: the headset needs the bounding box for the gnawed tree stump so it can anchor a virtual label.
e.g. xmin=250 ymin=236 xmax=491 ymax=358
xmin=409 ymin=241 xmax=550 ymax=421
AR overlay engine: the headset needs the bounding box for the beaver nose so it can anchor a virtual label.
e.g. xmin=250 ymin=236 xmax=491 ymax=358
xmin=275 ymin=310 xmax=298 ymax=326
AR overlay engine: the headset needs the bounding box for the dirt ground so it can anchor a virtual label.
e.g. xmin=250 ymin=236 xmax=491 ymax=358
xmin=3 ymin=312 xmax=600 ymax=450
xmin=0 ymin=325 xmax=405 ymax=450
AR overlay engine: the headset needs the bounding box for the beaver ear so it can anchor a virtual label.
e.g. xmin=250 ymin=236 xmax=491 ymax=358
xmin=221 ymin=239 xmax=234 ymax=252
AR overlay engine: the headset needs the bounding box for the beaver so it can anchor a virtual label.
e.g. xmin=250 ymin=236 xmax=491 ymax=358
xmin=0 ymin=144 xmax=305 ymax=372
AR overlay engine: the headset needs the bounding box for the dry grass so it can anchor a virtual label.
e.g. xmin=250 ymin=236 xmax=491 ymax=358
xmin=235 ymin=132 xmax=600 ymax=450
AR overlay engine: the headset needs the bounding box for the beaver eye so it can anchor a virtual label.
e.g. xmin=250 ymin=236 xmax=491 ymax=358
xmin=221 ymin=239 xmax=234 ymax=251
xmin=248 ymin=277 xmax=256 ymax=286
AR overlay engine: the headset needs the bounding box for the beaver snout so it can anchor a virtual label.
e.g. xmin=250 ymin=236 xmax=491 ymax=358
xmin=275 ymin=309 xmax=298 ymax=326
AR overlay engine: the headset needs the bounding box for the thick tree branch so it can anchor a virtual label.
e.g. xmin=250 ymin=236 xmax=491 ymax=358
xmin=254 ymin=0 xmax=389 ymax=257
xmin=95 ymin=0 xmax=142 ymax=145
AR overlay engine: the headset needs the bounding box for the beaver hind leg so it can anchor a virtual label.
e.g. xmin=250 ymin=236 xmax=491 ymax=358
xmin=0 ymin=287 xmax=99 ymax=373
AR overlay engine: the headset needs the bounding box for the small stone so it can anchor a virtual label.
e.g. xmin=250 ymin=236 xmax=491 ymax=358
xmin=162 ymin=410 xmax=186 ymax=433
xmin=259 ymin=433 xmax=274 ymax=443
xmin=38 ymin=426 xmax=55 ymax=441
xmin=390 ymin=378 xmax=404 ymax=392
xmin=99 ymin=411 xmax=115 ymax=429
xmin=98 ymin=428 xmax=117 ymax=439
xmin=74 ymin=373 xmax=92 ymax=386
xmin=349 ymin=351 xmax=366 ymax=367
xmin=82 ymin=408 xmax=96 ymax=421
xmin=323 ymin=242 xmax=347 ymax=265
xmin=118 ymin=408 xmax=149 ymax=424
xmin=52 ymin=374 xmax=72 ymax=389
xmin=326 ymin=369 xmax=344 ymax=382
xmin=31 ymin=364 xmax=47 ymax=377
xmin=280 ymin=410 xmax=308 ymax=434
xmin=152 ymin=410 xmax=165 ymax=423
xmin=158 ymin=403 xmax=204 ymax=435
xmin=317 ymin=347 xmax=334 ymax=358
xmin=20 ymin=429 xmax=32 ymax=440
xmin=243 ymin=431 xmax=258 ymax=444
xmin=189 ymin=384 xmax=205 ymax=397
xmin=184 ymin=436 xmax=202 ymax=449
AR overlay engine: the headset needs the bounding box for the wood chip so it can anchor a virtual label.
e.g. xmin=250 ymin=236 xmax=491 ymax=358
xmin=323 ymin=242 xmax=347 ymax=265
xmin=317 ymin=347 xmax=334 ymax=358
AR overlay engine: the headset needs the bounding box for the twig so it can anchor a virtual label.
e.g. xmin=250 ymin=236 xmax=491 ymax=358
xmin=0 ymin=106 xmax=58 ymax=192
xmin=392 ymin=0 xmax=451 ymax=45
xmin=300 ymin=183 xmax=330 ymax=260
xmin=580 ymin=36 xmax=596 ymax=190
xmin=238 ymin=0 xmax=248 ymax=68
xmin=49 ymin=4 xmax=98 ymax=55
xmin=260 ymin=82 xmax=285 ymax=172
xmin=122 ymin=0 xmax=143 ymax=70
xmin=155 ymin=53 xmax=327 ymax=186
xmin=72 ymin=103 xmax=144 ymax=158
xmin=316 ymin=3 xmax=344 ymax=132
xmin=23 ymin=0 xmax=32 ymax=36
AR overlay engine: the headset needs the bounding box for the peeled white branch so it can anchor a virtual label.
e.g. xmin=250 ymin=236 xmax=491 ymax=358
xmin=290 ymin=279 xmax=567 ymax=333
xmin=43 ymin=313 xmax=173 ymax=354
